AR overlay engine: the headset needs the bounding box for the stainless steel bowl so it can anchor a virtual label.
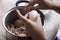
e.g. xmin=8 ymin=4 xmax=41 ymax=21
xmin=3 ymin=6 xmax=32 ymax=40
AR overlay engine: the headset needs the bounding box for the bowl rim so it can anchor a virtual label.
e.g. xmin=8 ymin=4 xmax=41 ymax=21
xmin=2 ymin=8 xmax=30 ymax=37
xmin=2 ymin=9 xmax=18 ymax=37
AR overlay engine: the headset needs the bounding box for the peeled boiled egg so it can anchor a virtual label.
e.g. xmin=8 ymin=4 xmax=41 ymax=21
xmin=29 ymin=10 xmax=39 ymax=22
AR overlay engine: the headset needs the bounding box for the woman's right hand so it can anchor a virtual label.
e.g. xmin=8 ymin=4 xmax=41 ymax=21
xmin=16 ymin=9 xmax=47 ymax=40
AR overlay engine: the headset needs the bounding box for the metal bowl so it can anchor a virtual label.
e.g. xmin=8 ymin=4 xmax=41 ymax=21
xmin=3 ymin=5 xmax=45 ymax=40
xmin=3 ymin=6 xmax=32 ymax=40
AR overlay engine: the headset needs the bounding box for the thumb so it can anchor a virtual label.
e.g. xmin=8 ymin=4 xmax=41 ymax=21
xmin=36 ymin=14 xmax=42 ymax=26
xmin=24 ymin=13 xmax=29 ymax=18
xmin=36 ymin=14 xmax=41 ymax=22
xmin=16 ymin=9 xmax=34 ymax=24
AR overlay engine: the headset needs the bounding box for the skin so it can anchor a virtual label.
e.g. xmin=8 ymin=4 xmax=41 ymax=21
xmin=15 ymin=0 xmax=60 ymax=40
xmin=26 ymin=0 xmax=60 ymax=14
xmin=14 ymin=19 xmax=24 ymax=27
xmin=16 ymin=10 xmax=47 ymax=40
xmin=15 ymin=0 xmax=60 ymax=39
xmin=25 ymin=0 xmax=60 ymax=40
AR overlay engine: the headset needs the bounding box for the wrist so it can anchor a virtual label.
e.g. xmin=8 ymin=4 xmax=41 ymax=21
xmin=44 ymin=0 xmax=56 ymax=9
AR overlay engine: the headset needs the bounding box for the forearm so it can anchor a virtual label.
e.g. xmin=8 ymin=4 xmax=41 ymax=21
xmin=26 ymin=23 xmax=47 ymax=40
xmin=44 ymin=0 xmax=60 ymax=14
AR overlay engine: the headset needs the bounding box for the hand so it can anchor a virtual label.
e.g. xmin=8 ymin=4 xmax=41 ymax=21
xmin=16 ymin=9 xmax=47 ymax=40
xmin=25 ymin=0 xmax=56 ymax=12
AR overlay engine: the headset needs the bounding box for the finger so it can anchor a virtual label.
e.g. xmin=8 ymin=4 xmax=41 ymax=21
xmin=25 ymin=6 xmax=40 ymax=13
xmin=36 ymin=14 xmax=42 ymax=26
xmin=36 ymin=14 xmax=41 ymax=22
xmin=26 ymin=4 xmax=50 ymax=12
xmin=24 ymin=13 xmax=29 ymax=18
xmin=25 ymin=3 xmax=43 ymax=13
xmin=27 ymin=0 xmax=40 ymax=6
xmin=16 ymin=9 xmax=22 ymax=19
xmin=27 ymin=1 xmax=36 ymax=6
xmin=16 ymin=9 xmax=34 ymax=24
xmin=25 ymin=1 xmax=37 ymax=12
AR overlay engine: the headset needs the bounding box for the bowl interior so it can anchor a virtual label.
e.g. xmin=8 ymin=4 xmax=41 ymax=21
xmin=5 ymin=6 xmax=26 ymax=27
